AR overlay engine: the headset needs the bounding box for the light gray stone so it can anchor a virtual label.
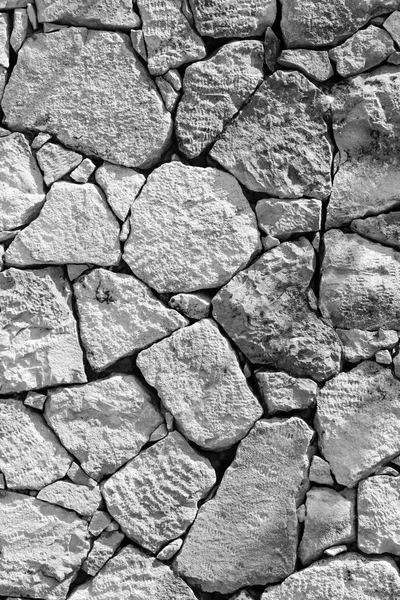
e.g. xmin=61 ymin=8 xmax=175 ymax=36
xmin=277 ymin=49 xmax=333 ymax=82
xmin=67 ymin=264 xmax=90 ymax=281
xmin=0 ymin=13 xmax=9 ymax=68
xmin=130 ymin=29 xmax=147 ymax=61
xmin=324 ymin=545 xmax=347 ymax=556
xmin=188 ymin=0 xmax=276 ymax=37
xmin=10 ymin=8 xmax=29 ymax=53
xmin=70 ymin=158 xmax=96 ymax=183
xmin=264 ymin=27 xmax=280 ymax=72
xmin=157 ymin=538 xmax=183 ymax=561
xmin=156 ymin=76 xmax=180 ymax=112
xmin=168 ymin=291 xmax=212 ymax=320
xmin=37 ymin=481 xmax=101 ymax=517
xmin=388 ymin=50 xmax=400 ymax=64
xmin=255 ymin=198 xmax=321 ymax=240
xmin=351 ymin=211 xmax=400 ymax=250
xmin=376 ymin=349 xmax=392 ymax=364
xmin=31 ymin=131 xmax=51 ymax=150
xmin=36 ymin=0 xmax=140 ymax=29
xmin=24 ymin=391 xmax=46 ymax=411
xmin=384 ymin=10 xmax=400 ymax=44
xmin=0 ymin=0 xmax=31 ymax=7
xmin=256 ymin=370 xmax=318 ymax=414
xmin=67 ymin=463 xmax=97 ymax=488
xmin=336 ymin=328 xmax=398 ymax=362
xmin=309 ymin=456 xmax=334 ymax=486
xmin=36 ymin=143 xmax=82 ymax=186
xmin=27 ymin=2 xmax=37 ymax=28
xmin=89 ymin=511 xmax=113 ymax=537
xmin=82 ymin=531 xmax=124 ymax=576
xmin=95 ymin=162 xmax=145 ymax=221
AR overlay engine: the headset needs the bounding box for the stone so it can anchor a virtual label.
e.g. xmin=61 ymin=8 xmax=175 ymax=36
xmin=229 ymin=592 xmax=255 ymax=600
xmin=394 ymin=352 xmax=400 ymax=378
xmin=163 ymin=68 xmax=182 ymax=91
xmin=67 ymin=463 xmax=97 ymax=488
xmin=89 ymin=511 xmax=113 ymax=537
xmin=374 ymin=465 xmax=399 ymax=476
xmin=130 ymin=29 xmax=147 ymax=61
xmin=0 ymin=398 xmax=72 ymax=490
xmin=315 ymin=360 xmax=400 ymax=487
xmin=103 ymin=432 xmax=215 ymax=553
xmin=188 ymin=0 xmax=276 ymax=37
xmin=277 ymin=49 xmax=334 ymax=82
xmin=0 ymin=13 xmax=9 ymax=68
xmin=264 ymin=27 xmax=280 ymax=71
xmin=2 ymin=28 xmax=172 ymax=169
xmin=337 ymin=328 xmax=398 ymax=362
xmin=262 ymin=234 xmax=280 ymax=250
xmin=36 ymin=142 xmax=82 ymax=185
xmin=0 ymin=229 xmax=18 ymax=243
xmin=0 ymin=491 xmax=90 ymax=599
xmin=255 ymin=370 xmax=318 ymax=414
xmin=0 ymin=267 xmax=86 ymax=394
xmin=11 ymin=8 xmax=30 ymax=53
xmin=388 ymin=50 xmax=400 ymax=64
xmin=74 ymin=269 xmax=188 ymax=372
xmin=137 ymin=319 xmax=262 ymax=451
xmin=37 ymin=481 xmax=102 ymax=517
xmin=82 ymin=531 xmax=124 ymax=576
xmin=176 ymin=41 xmax=264 ymax=158
xmin=119 ymin=217 xmax=130 ymax=242
xmin=299 ymin=487 xmax=356 ymax=566
xmin=136 ymin=0 xmax=205 ymax=76
xmin=0 ymin=0 xmax=31 ymax=7
xmin=105 ymin=521 xmax=119 ymax=532
xmin=255 ymin=198 xmax=321 ymax=240
xmin=149 ymin=422 xmax=168 ymax=442
xmin=0 ymin=132 xmax=45 ymax=232
xmin=31 ymin=131 xmax=51 ymax=150
xmin=325 ymin=545 xmax=347 ymax=557
xmin=123 ymin=163 xmax=261 ymax=293
xmin=36 ymin=0 xmax=140 ymax=29
xmin=0 ymin=473 xmax=5 ymax=488
xmin=384 ymin=10 xmax=400 ymax=45
xmin=95 ymin=162 xmax=145 ymax=221
xmin=70 ymin=158 xmax=96 ymax=183
xmin=261 ymin=553 xmax=400 ymax=599
xmin=45 ymin=373 xmax=163 ymax=480
xmin=157 ymin=538 xmax=183 ymax=561
xmin=176 ymin=418 xmax=313 ymax=594
xmin=212 ymin=238 xmax=342 ymax=382
xmin=309 ymin=456 xmax=334 ymax=486
xmin=27 ymin=2 xmax=37 ymax=28
xmin=320 ymin=230 xmax=400 ymax=330
xmin=67 ymin=264 xmax=90 ymax=281
xmin=24 ymin=391 xmax=46 ymax=410
xmin=210 ymin=70 xmax=332 ymax=199
xmin=156 ymin=76 xmax=180 ymax=112
xmin=376 ymin=349 xmax=392 ymax=364
xmin=327 ymin=67 xmax=400 ymax=228
xmin=68 ymin=545 xmax=197 ymax=600
xmin=168 ymin=291 xmax=212 ymax=320
xmin=6 ymin=182 xmax=121 ymax=267
xmin=351 ymin=211 xmax=400 ymax=250
xmin=329 ymin=26 xmax=394 ymax=78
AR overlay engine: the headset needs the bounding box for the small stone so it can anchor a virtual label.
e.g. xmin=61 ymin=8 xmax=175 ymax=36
xmin=163 ymin=68 xmax=182 ymax=92
xmin=45 ymin=373 xmax=163 ymax=480
xmin=102 ymin=432 xmax=216 ymax=553
xmin=391 ymin=455 xmax=400 ymax=467
xmin=384 ymin=10 xmax=400 ymax=44
xmin=256 ymin=370 xmax=318 ymax=414
xmin=137 ymin=319 xmax=262 ymax=451
xmin=309 ymin=456 xmax=334 ymax=486
xmin=36 ymin=0 xmax=141 ymax=29
xmin=388 ymin=50 xmax=400 ymax=64
xmin=0 ymin=14 xmax=9 ymax=68
xmin=67 ymin=463 xmax=97 ymax=488
xmin=70 ymin=158 xmax=96 ymax=183
xmin=374 ymin=465 xmax=399 ymax=476
xmin=255 ymin=198 xmax=321 ymax=240
xmin=299 ymin=487 xmax=356 ymax=566
xmin=336 ymin=328 xmax=398 ymax=362
xmin=89 ymin=511 xmax=113 ymax=537
xmin=324 ymin=545 xmax=347 ymax=557
xmin=10 ymin=8 xmax=29 ymax=53
xmin=351 ymin=212 xmax=400 ymax=250
xmin=130 ymin=29 xmax=147 ymax=61
xmin=315 ymin=360 xmax=400 ymax=487
xmin=0 ymin=0 xmax=31 ymax=7
xmin=95 ymin=162 xmax=145 ymax=221
xmin=188 ymin=0 xmax=276 ymax=37
xmin=0 ymin=229 xmax=19 ymax=243
xmin=264 ymin=26 xmax=280 ymax=71
xmin=394 ymin=352 xmax=400 ymax=378
xmin=123 ymin=163 xmax=261 ymax=293
xmin=119 ymin=217 xmax=130 ymax=242
xmin=297 ymin=504 xmax=306 ymax=523
xmin=149 ymin=422 xmax=168 ymax=442
xmin=67 ymin=264 xmax=91 ymax=281
xmin=157 ymin=538 xmax=183 ymax=561
xmin=42 ymin=21 xmax=66 ymax=32
xmin=278 ymin=49 xmax=334 ymax=82
xmin=31 ymin=131 xmax=51 ymax=150
xmin=375 ymin=349 xmax=392 ymax=364
xmin=37 ymin=142 xmax=83 ymax=185
xmin=105 ymin=521 xmax=119 ymax=532
xmin=262 ymin=234 xmax=280 ymax=250
xmin=26 ymin=2 xmax=38 ymax=28
xmin=0 ymin=473 xmax=5 ymax=488
xmin=24 ymin=391 xmax=46 ymax=411
xmin=37 ymin=481 xmax=102 ymax=517
xmin=74 ymin=269 xmax=188 ymax=372
xmin=82 ymin=531 xmax=124 ymax=576
xmin=358 ymin=475 xmax=400 ymax=554
xmin=229 ymin=592 xmax=255 ymax=600
xmin=210 ymin=70 xmax=332 ymax=199
xmin=168 ymin=291 xmax=212 ymax=320
xmin=156 ymin=76 xmax=180 ymax=112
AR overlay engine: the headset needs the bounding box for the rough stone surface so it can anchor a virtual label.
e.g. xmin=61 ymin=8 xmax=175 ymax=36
xmin=212 ymin=238 xmax=342 ymax=382
xmin=168 ymin=291 xmax=212 ymax=320
xmin=309 ymin=456 xmax=334 ymax=486
xmin=123 ymin=163 xmax=261 ymax=293
xmin=155 ymin=76 xmax=180 ymax=112
xmin=264 ymin=26 xmax=280 ymax=71
xmin=11 ymin=8 xmax=29 ymax=53
xmin=384 ymin=10 xmax=400 ymax=44
xmin=0 ymin=267 xmax=86 ymax=394
xmin=376 ymin=349 xmax=392 ymax=364
xmin=36 ymin=0 xmax=140 ymax=29
xmin=277 ymin=49 xmax=334 ymax=82
xmin=70 ymin=158 xmax=96 ymax=183
xmin=45 ymin=374 xmax=163 ymax=480
xmin=157 ymin=538 xmax=183 ymax=561
xmin=351 ymin=211 xmax=400 ymax=250
xmin=137 ymin=319 xmax=262 ymax=450
xmin=37 ymin=481 xmax=101 ymax=517
xmin=74 ymin=268 xmax=188 ymax=371
xmin=315 ymin=361 xmax=400 ymax=487
xmin=336 ymin=328 xmax=398 ymax=362
xmin=188 ymin=0 xmax=276 ymax=37
xmin=255 ymin=198 xmax=321 ymax=240
xmin=95 ymin=162 xmax=145 ymax=221
xmin=36 ymin=143 xmax=82 ymax=186
xmin=256 ymin=370 xmax=318 ymax=414
xmin=176 ymin=40 xmax=264 ymax=158
xmin=0 ymin=13 xmax=9 ymax=68
xmin=6 ymin=182 xmax=121 ymax=267
xmin=2 ymin=28 xmax=173 ymax=168
xmin=89 ymin=511 xmax=113 ymax=537
xmin=24 ymin=391 xmax=46 ymax=411
xmin=82 ymin=531 xmax=124 ymax=576
xmin=176 ymin=418 xmax=313 ymax=593
xmin=67 ymin=463 xmax=96 ymax=488
xmin=210 ymin=70 xmax=332 ymax=199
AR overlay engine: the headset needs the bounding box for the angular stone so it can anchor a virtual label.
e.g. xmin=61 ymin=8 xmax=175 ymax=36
xmin=0 ymin=132 xmax=45 ymax=232
xmin=188 ymin=0 xmax=276 ymax=37
xmin=2 ymin=28 xmax=172 ymax=168
xmin=67 ymin=264 xmax=90 ymax=281
xmin=384 ymin=10 xmax=400 ymax=44
xmin=255 ymin=198 xmax=321 ymax=240
xmin=95 ymin=161 xmax=145 ymax=221
xmin=89 ymin=511 xmax=113 ymax=537
xmin=336 ymin=328 xmax=398 ymax=362
xmin=157 ymin=538 xmax=183 ymax=561
xmin=168 ymin=290 xmax=212 ymax=320
xmin=130 ymin=29 xmax=147 ymax=61
xmin=261 ymin=553 xmax=400 ymax=599
xmin=351 ymin=211 xmax=400 ymax=250
xmin=31 ymin=131 xmax=51 ymax=150
xmin=329 ymin=26 xmax=394 ymax=78
xmin=309 ymin=456 xmax=334 ymax=486
xmin=11 ymin=8 xmax=29 ymax=53
xmin=0 ymin=267 xmax=86 ymax=394
xmin=213 ymin=238 xmax=342 ymax=382
xmin=6 ymin=183 xmax=121 ymax=267
xmin=210 ymin=70 xmax=332 ymax=199
xmin=27 ymin=2 xmax=37 ymax=28
xmin=0 ymin=0 xmax=30 ymax=7
xmin=24 ymin=391 xmax=46 ymax=411
xmin=0 ymin=491 xmax=90 ymax=599
xmin=137 ymin=319 xmax=262 ymax=450
xmin=155 ymin=76 xmax=180 ymax=112
xmin=70 ymin=158 xmax=96 ymax=184
xmin=358 ymin=475 xmax=400 ymax=554
xmin=376 ymin=349 xmax=392 ymax=364
xmin=45 ymin=373 xmax=163 ymax=480
xmin=229 ymin=592 xmax=255 ymax=600
xmin=37 ymin=481 xmax=101 ymax=517
xmin=277 ymin=49 xmax=333 ymax=82
xmin=82 ymin=531 xmax=124 ymax=576
xmin=264 ymin=27 xmax=280 ymax=71
xmin=74 ymin=269 xmax=187 ymax=371
xmin=123 ymin=163 xmax=261 ymax=293
xmin=163 ymin=68 xmax=182 ymax=91
xmin=299 ymin=487 xmax=356 ymax=566
xmin=0 ymin=13 xmax=9 ymax=68
xmin=176 ymin=418 xmax=313 ymax=593
xmin=388 ymin=50 xmax=400 ymax=64
xmin=325 ymin=545 xmax=347 ymax=557
xmin=67 ymin=463 xmax=97 ymax=488
xmin=320 ymin=230 xmax=400 ymax=330
xmin=36 ymin=143 xmax=82 ymax=186
xmin=36 ymin=0 xmax=140 ymax=29
xmin=315 ymin=361 xmax=400 ymax=487
xmin=176 ymin=41 xmax=264 ymax=158
xmin=256 ymin=370 xmax=317 ymax=414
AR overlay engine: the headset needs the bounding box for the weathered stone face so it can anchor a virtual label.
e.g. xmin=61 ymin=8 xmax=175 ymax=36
xmin=35 ymin=0 xmax=141 ymax=28
xmin=188 ymin=0 xmax=276 ymax=37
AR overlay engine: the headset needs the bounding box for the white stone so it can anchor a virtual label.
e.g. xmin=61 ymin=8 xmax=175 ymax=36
xmin=157 ymin=538 xmax=183 ymax=561
xmin=255 ymin=370 xmax=318 ymax=414
xmin=277 ymin=49 xmax=333 ymax=82
xmin=0 ymin=13 xmax=9 ymax=68
xmin=67 ymin=463 xmax=96 ymax=488
xmin=89 ymin=511 xmax=113 ymax=537
xmin=31 ymin=131 xmax=51 ymax=149
xmin=351 ymin=211 xmax=400 ymax=250
xmin=337 ymin=328 xmax=398 ymax=362
xmin=376 ymin=349 xmax=392 ymax=364
xmin=130 ymin=29 xmax=147 ymax=61
xmin=309 ymin=456 xmax=334 ymax=486
xmin=188 ymin=0 xmax=276 ymax=37
xmin=168 ymin=291 xmax=212 ymax=320
xmin=36 ymin=143 xmax=82 ymax=185
xmin=24 ymin=391 xmax=46 ymax=410
xmin=95 ymin=162 xmax=145 ymax=221
xmin=156 ymin=76 xmax=180 ymax=112
xmin=36 ymin=0 xmax=140 ymax=29
xmin=70 ymin=158 xmax=96 ymax=183
xmin=255 ymin=198 xmax=321 ymax=241
xmin=324 ymin=545 xmax=347 ymax=557
xmin=37 ymin=481 xmax=101 ymax=517
xmin=384 ymin=10 xmax=400 ymax=44
xmin=82 ymin=531 xmax=124 ymax=576
xmin=10 ymin=8 xmax=29 ymax=53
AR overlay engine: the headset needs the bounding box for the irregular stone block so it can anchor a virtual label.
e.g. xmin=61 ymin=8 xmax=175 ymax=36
xmin=256 ymin=370 xmax=318 ymax=414
xmin=82 ymin=531 xmax=124 ymax=576
xmin=10 ymin=8 xmax=29 ymax=53
xmin=168 ymin=290 xmax=212 ymax=320
xmin=67 ymin=463 xmax=96 ymax=488
xmin=351 ymin=211 xmax=400 ymax=250
xmin=336 ymin=328 xmax=398 ymax=362
xmin=36 ymin=143 xmax=82 ymax=185
xmin=264 ymin=27 xmax=280 ymax=71
xmin=24 ymin=391 xmax=46 ymax=411
xmin=376 ymin=349 xmax=392 ymax=364
xmin=309 ymin=456 xmax=334 ymax=486
xmin=70 ymin=158 xmax=96 ymax=184
xmin=155 ymin=76 xmax=180 ymax=112
xmin=384 ymin=10 xmax=400 ymax=44
xmin=89 ymin=511 xmax=113 ymax=537
xmin=255 ymin=198 xmax=321 ymax=240
xmin=95 ymin=162 xmax=146 ymax=221
xmin=36 ymin=0 xmax=140 ymax=29
xmin=0 ymin=13 xmax=9 ymax=68
xmin=188 ymin=0 xmax=276 ymax=37
xmin=37 ymin=481 xmax=101 ymax=517
xmin=157 ymin=538 xmax=183 ymax=561
xmin=277 ymin=49 xmax=334 ymax=81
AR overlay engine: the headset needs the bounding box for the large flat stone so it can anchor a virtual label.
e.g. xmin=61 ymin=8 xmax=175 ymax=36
xmin=36 ymin=0 xmax=141 ymax=28
xmin=188 ymin=0 xmax=276 ymax=37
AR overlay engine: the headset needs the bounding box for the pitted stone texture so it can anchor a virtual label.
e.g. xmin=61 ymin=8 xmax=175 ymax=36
xmin=69 ymin=545 xmax=197 ymax=600
xmin=37 ymin=481 xmax=101 ymax=517
xmin=384 ymin=10 xmax=400 ymax=43
xmin=0 ymin=267 xmax=86 ymax=394
xmin=315 ymin=361 xmax=400 ymax=487
xmin=0 ymin=491 xmax=90 ymax=599
xmin=82 ymin=531 xmax=124 ymax=576
xmin=176 ymin=41 xmax=264 ymax=158
xmin=36 ymin=0 xmax=140 ymax=28
xmin=299 ymin=487 xmax=356 ymax=566
xmin=1 ymin=28 xmax=172 ymax=168
xmin=36 ymin=143 xmax=82 ymax=186
xmin=358 ymin=475 xmax=400 ymax=554
xmin=256 ymin=370 xmax=318 ymax=414
xmin=0 ymin=398 xmax=72 ymax=490
xmin=327 ymin=67 xmax=400 ymax=227
xmin=89 ymin=511 xmax=112 ymax=537
xmin=255 ymin=198 xmax=321 ymax=240
xmin=70 ymin=158 xmax=96 ymax=184
xmin=10 ymin=8 xmax=29 ymax=53
xmin=123 ymin=163 xmax=261 ymax=293
xmin=6 ymin=183 xmax=121 ymax=267
xmin=137 ymin=0 xmax=205 ymax=76
xmin=103 ymin=431 xmax=215 ymax=553
xmin=309 ymin=456 xmax=334 ymax=486
xmin=74 ymin=269 xmax=187 ymax=371
xmin=137 ymin=319 xmax=262 ymax=451
xmin=168 ymin=291 xmax=212 ymax=320
xmin=210 ymin=70 xmax=332 ymax=199
xmin=95 ymin=162 xmax=145 ymax=221
xmin=212 ymin=238 xmax=342 ymax=382
xmin=277 ymin=50 xmax=334 ymax=82
xmin=351 ymin=212 xmax=400 ymax=250
xmin=261 ymin=553 xmax=400 ymax=600
xmin=264 ymin=27 xmax=280 ymax=71
xmin=156 ymin=76 xmax=180 ymax=112
xmin=45 ymin=374 xmax=163 ymax=481
xmin=0 ymin=132 xmax=45 ymax=232
xmin=337 ymin=328 xmax=398 ymax=362
xmin=0 ymin=14 xmax=9 ymax=68
xmin=176 ymin=418 xmax=313 ymax=594
xmin=188 ymin=0 xmax=276 ymax=37
xmin=320 ymin=230 xmax=400 ymax=330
